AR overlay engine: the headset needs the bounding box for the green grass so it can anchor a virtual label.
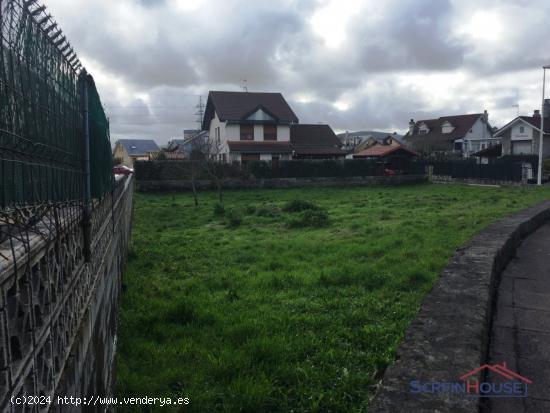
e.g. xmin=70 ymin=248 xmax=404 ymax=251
xmin=116 ymin=183 xmax=550 ymax=412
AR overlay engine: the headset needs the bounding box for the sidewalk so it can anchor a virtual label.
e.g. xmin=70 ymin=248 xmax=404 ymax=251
xmin=487 ymin=223 xmax=550 ymax=412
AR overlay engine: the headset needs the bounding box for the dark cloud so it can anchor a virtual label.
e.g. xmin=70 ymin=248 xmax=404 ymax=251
xmin=45 ymin=0 xmax=550 ymax=144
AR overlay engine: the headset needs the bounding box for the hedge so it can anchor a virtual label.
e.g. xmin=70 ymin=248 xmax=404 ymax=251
xmin=135 ymin=159 xmax=399 ymax=181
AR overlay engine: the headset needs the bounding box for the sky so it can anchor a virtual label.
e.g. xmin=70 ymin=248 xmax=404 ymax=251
xmin=45 ymin=0 xmax=550 ymax=146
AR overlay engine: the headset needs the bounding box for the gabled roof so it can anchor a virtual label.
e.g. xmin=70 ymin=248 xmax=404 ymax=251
xmin=116 ymin=139 xmax=159 ymax=156
xmin=202 ymin=91 xmax=299 ymax=130
xmin=406 ymin=114 xmax=487 ymax=143
xmin=290 ymin=124 xmax=347 ymax=156
xmin=354 ymin=145 xmax=419 ymax=158
xmin=494 ymin=116 xmax=550 ymax=136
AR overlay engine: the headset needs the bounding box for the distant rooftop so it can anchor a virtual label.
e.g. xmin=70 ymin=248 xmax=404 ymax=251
xmin=116 ymin=139 xmax=159 ymax=156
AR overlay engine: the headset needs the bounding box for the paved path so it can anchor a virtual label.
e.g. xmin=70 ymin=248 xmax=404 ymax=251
xmin=486 ymin=223 xmax=550 ymax=412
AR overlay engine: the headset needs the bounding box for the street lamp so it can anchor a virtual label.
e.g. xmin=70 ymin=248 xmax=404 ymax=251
xmin=538 ymin=65 xmax=550 ymax=185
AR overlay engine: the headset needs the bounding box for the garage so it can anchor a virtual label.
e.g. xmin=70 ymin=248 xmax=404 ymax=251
xmin=512 ymin=140 xmax=532 ymax=155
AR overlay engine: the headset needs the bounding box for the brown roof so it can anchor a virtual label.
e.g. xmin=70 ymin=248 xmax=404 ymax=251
xmin=202 ymin=91 xmax=299 ymax=130
xmin=405 ymin=114 xmax=488 ymax=151
xmin=354 ymin=145 xmax=419 ymax=158
xmin=519 ymin=116 xmax=550 ymax=134
xmin=472 ymin=143 xmax=502 ymax=157
xmin=227 ymin=141 xmax=292 ymax=153
xmin=290 ymin=124 xmax=346 ymax=155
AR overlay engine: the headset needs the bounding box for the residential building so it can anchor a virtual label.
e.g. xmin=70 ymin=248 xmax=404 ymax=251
xmin=337 ymin=131 xmax=403 ymax=152
xmin=201 ymin=91 xmax=346 ymax=162
xmin=353 ymin=145 xmax=419 ymax=170
xmin=166 ymin=131 xmax=209 ymax=159
xmin=113 ymin=139 xmax=160 ymax=167
xmin=494 ymin=102 xmax=550 ymax=157
xmin=404 ymin=112 xmax=496 ymax=157
xmin=290 ymin=124 xmax=346 ymax=159
xmin=202 ymin=91 xmax=298 ymax=163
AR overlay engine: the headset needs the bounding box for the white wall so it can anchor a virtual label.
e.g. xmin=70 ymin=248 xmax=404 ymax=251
xmin=277 ymin=125 xmax=290 ymax=141
xmin=254 ymin=124 xmax=263 ymax=141
xmin=511 ymin=122 xmax=534 ymax=141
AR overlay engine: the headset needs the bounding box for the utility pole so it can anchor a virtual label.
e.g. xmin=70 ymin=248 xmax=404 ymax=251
xmin=538 ymin=66 xmax=550 ymax=185
xmin=195 ymin=96 xmax=205 ymax=130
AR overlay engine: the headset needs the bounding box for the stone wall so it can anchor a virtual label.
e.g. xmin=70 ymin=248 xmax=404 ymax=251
xmin=0 ymin=175 xmax=134 ymax=412
xmin=369 ymin=199 xmax=550 ymax=413
xmin=136 ymin=175 xmax=427 ymax=192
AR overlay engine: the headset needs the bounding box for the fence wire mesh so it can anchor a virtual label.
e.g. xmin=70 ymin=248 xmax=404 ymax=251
xmin=0 ymin=0 xmax=113 ymax=257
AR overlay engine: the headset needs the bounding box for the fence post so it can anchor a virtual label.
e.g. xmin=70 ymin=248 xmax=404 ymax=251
xmin=81 ymin=71 xmax=92 ymax=262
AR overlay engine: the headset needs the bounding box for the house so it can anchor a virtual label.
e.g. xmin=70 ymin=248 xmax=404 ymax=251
xmin=290 ymin=124 xmax=347 ymax=159
xmin=472 ymin=143 xmax=502 ymax=164
xmin=353 ymin=145 xmax=419 ymax=170
xmin=201 ymin=90 xmax=346 ymax=162
xmin=353 ymin=134 xmax=402 ymax=154
xmin=113 ymin=139 xmax=160 ymax=167
xmin=202 ymin=91 xmax=298 ymax=163
xmin=337 ymin=131 xmax=403 ymax=152
xmin=493 ymin=102 xmax=550 ymax=157
xmin=166 ymin=131 xmax=209 ymax=159
xmin=404 ymin=112 xmax=496 ymax=157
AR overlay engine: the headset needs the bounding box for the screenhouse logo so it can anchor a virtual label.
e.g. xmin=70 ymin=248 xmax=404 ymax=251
xmin=410 ymin=362 xmax=532 ymax=398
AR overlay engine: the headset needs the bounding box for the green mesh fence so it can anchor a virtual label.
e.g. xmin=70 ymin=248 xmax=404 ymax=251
xmin=0 ymin=0 xmax=112 ymax=210
xmin=85 ymin=74 xmax=114 ymax=198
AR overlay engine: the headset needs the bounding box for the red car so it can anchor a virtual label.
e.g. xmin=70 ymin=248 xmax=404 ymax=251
xmin=113 ymin=165 xmax=134 ymax=175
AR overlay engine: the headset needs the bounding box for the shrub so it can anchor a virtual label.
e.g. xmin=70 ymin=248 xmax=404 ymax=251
xmin=255 ymin=204 xmax=281 ymax=217
xmin=213 ymin=203 xmax=225 ymax=216
xmin=245 ymin=205 xmax=257 ymax=215
xmin=282 ymin=199 xmax=320 ymax=213
xmin=286 ymin=209 xmax=329 ymax=228
xmin=227 ymin=209 xmax=243 ymax=227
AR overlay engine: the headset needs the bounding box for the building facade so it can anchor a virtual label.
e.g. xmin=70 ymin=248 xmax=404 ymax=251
xmin=404 ymin=112 xmax=496 ymax=157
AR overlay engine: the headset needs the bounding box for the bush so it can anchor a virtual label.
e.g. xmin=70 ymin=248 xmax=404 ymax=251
xmin=227 ymin=209 xmax=243 ymax=227
xmin=286 ymin=209 xmax=329 ymax=228
xmin=255 ymin=204 xmax=281 ymax=217
xmin=282 ymin=199 xmax=320 ymax=213
xmin=213 ymin=203 xmax=225 ymax=216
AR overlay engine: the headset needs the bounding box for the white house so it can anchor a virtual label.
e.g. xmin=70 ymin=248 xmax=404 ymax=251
xmin=494 ymin=103 xmax=550 ymax=157
xmin=201 ymin=91 xmax=298 ymax=163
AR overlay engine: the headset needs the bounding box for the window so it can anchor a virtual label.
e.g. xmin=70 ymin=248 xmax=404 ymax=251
xmin=454 ymin=142 xmax=463 ymax=151
xmin=215 ymin=127 xmax=220 ymax=145
xmin=419 ymin=129 xmax=427 ymax=135
xmin=264 ymin=125 xmax=277 ymax=141
xmin=519 ymin=126 xmax=525 ymax=133
xmin=240 ymin=124 xmax=254 ymax=140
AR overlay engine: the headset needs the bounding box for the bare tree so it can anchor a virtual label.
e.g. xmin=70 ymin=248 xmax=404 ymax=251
xmin=186 ymin=131 xmax=226 ymax=206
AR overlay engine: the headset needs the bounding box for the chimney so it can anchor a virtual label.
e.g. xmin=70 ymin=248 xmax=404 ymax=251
xmin=534 ymin=109 xmax=541 ymax=118
xmin=483 ymin=109 xmax=488 ymax=123
xmin=409 ymin=119 xmax=415 ymax=135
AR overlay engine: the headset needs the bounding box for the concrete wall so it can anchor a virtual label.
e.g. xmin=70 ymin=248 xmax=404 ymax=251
xmin=370 ymin=199 xmax=550 ymax=413
xmin=0 ymin=176 xmax=134 ymax=412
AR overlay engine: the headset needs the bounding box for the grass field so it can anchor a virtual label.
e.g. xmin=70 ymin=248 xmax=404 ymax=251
xmin=116 ymin=183 xmax=550 ymax=412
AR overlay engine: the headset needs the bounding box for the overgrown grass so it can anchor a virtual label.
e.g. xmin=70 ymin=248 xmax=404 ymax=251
xmin=116 ymin=183 xmax=550 ymax=412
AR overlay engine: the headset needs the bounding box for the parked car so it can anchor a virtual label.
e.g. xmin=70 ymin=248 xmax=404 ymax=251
xmin=113 ymin=165 xmax=134 ymax=175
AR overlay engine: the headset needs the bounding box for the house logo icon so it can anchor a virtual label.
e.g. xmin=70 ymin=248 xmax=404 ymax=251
xmin=459 ymin=362 xmax=532 ymax=398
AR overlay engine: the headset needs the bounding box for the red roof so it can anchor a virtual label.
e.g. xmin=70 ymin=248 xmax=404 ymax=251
xmin=354 ymin=145 xmax=419 ymax=158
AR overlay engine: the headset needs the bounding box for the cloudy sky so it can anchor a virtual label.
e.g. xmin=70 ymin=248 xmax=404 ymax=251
xmin=46 ymin=0 xmax=550 ymax=145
